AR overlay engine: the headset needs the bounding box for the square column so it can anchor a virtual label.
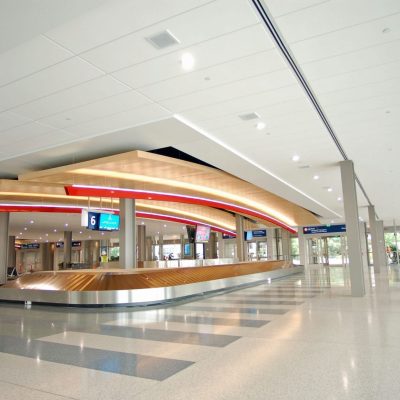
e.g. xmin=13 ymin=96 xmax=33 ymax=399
xmin=63 ymin=231 xmax=72 ymax=269
xmin=119 ymin=198 xmax=136 ymax=268
xmin=376 ymin=220 xmax=387 ymax=267
xmin=340 ymin=160 xmax=365 ymax=296
xmin=0 ymin=212 xmax=10 ymax=284
xmin=235 ymin=214 xmax=245 ymax=262
xmin=368 ymin=206 xmax=383 ymax=272
xmin=297 ymin=227 xmax=307 ymax=266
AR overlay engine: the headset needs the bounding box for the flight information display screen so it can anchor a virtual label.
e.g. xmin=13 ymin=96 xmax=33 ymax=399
xmin=195 ymin=225 xmax=211 ymax=242
xmin=99 ymin=213 xmax=120 ymax=231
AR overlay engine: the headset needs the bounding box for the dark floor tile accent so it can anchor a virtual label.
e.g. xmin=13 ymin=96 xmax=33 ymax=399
xmin=203 ymin=299 xmax=303 ymax=306
xmin=82 ymin=325 xmax=240 ymax=347
xmin=157 ymin=314 xmax=268 ymax=327
xmin=0 ymin=335 xmax=193 ymax=380
xmin=223 ymin=293 xmax=315 ymax=299
xmin=176 ymin=305 xmax=289 ymax=315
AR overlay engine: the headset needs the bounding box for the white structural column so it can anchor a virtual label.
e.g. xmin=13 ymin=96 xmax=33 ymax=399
xmin=63 ymin=231 xmax=72 ymax=268
xmin=137 ymin=224 xmax=146 ymax=262
xmin=368 ymin=205 xmax=383 ymax=272
xmin=7 ymin=235 xmax=16 ymax=269
xmin=0 ymin=212 xmax=10 ymax=284
xmin=376 ymin=220 xmax=387 ymax=267
xmin=359 ymin=222 xmax=368 ymax=267
xmin=281 ymin=229 xmax=291 ymax=261
xmin=340 ymin=160 xmax=365 ymax=296
xmin=217 ymin=232 xmax=225 ymax=258
xmin=297 ymin=227 xmax=307 ymax=266
xmin=119 ymin=198 xmax=136 ymax=268
xmin=267 ymin=228 xmax=277 ymax=260
xmin=235 ymin=214 xmax=245 ymax=262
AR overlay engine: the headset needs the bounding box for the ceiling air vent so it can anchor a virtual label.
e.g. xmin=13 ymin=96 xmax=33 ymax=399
xmin=146 ymin=30 xmax=180 ymax=49
xmin=239 ymin=112 xmax=260 ymax=121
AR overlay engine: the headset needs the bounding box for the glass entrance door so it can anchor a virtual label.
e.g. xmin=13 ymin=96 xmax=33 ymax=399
xmin=306 ymin=236 xmax=348 ymax=266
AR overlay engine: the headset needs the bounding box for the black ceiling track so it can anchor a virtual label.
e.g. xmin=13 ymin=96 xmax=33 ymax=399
xmin=250 ymin=0 xmax=373 ymax=209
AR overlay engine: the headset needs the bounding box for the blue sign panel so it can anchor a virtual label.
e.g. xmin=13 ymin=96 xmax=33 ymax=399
xmin=88 ymin=212 xmax=100 ymax=230
xmin=252 ymin=229 xmax=267 ymax=238
xmin=303 ymin=224 xmax=346 ymax=235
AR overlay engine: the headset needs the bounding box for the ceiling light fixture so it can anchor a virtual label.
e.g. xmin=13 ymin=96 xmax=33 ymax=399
xmin=292 ymin=155 xmax=300 ymax=162
xmin=313 ymin=175 xmax=319 ymax=180
xmin=181 ymin=52 xmax=195 ymax=70
xmin=337 ymin=197 xmax=342 ymax=201
xmin=327 ymin=188 xmax=333 ymax=192
xmin=30 ymin=220 xmax=34 ymax=224
xmin=256 ymin=122 xmax=266 ymax=130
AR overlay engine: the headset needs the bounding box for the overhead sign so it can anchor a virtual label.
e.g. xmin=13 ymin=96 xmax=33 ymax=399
xmin=252 ymin=229 xmax=267 ymax=238
xmin=303 ymin=224 xmax=346 ymax=235
xmin=222 ymin=233 xmax=236 ymax=239
xmin=16 ymin=243 xmax=40 ymax=249
xmin=56 ymin=241 xmax=82 ymax=248
xmin=244 ymin=229 xmax=267 ymax=240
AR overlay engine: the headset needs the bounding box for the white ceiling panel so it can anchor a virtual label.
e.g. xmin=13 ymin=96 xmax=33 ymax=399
xmin=80 ymin=0 xmax=259 ymax=73
xmin=290 ymin=13 xmax=400 ymax=64
xmin=0 ymin=122 xmax=55 ymax=147
xmin=112 ymin=24 xmax=275 ymax=89
xmin=263 ymin=0 xmax=329 ymax=18
xmin=0 ymin=0 xmax=110 ymax=53
xmin=45 ymin=0 xmax=212 ymax=54
xmin=160 ymin=69 xmax=296 ymax=112
xmin=181 ymin=84 xmax=305 ymax=122
xmin=139 ymin=50 xmax=286 ymax=101
xmin=275 ymin=0 xmax=400 ymax=43
xmin=302 ymin=40 xmax=400 ymax=81
xmin=0 ymin=57 xmax=104 ymax=112
xmin=311 ymin=60 xmax=400 ymax=95
xmin=11 ymin=75 xmax=130 ymax=120
xmin=319 ymin=78 xmax=400 ymax=108
xmin=0 ymin=111 xmax=32 ymax=133
xmin=0 ymin=35 xmax=73 ymax=87
xmin=39 ymin=90 xmax=152 ymax=129
xmin=65 ymin=103 xmax=171 ymax=137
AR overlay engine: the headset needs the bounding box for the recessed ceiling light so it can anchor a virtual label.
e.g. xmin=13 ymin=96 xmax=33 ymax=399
xmin=39 ymin=237 xmax=42 ymax=240
xmin=79 ymin=231 xmax=82 ymax=234
xmin=16 ymin=236 xmax=19 ymax=239
xmin=141 ymin=221 xmax=145 ymax=225
xmin=34 ymin=240 xmax=37 ymax=242
xmin=327 ymin=187 xmax=333 ymax=192
xmin=256 ymin=122 xmax=266 ymax=130
xmin=239 ymin=112 xmax=260 ymax=121
xmin=19 ymin=232 xmax=22 ymax=235
xmin=181 ymin=52 xmax=195 ymax=70
xmin=163 ymin=224 xmax=167 ymax=228
xmin=313 ymin=175 xmax=319 ymax=180
xmin=101 ymin=232 xmax=105 ymax=235
xmin=53 ymin=229 xmax=57 ymax=232
xmin=146 ymin=30 xmax=180 ymax=49
xmin=337 ymin=196 xmax=342 ymax=201
xmin=24 ymin=227 xmax=27 ymax=230
xmin=292 ymin=155 xmax=300 ymax=162
xmin=45 ymin=233 xmax=48 ymax=236
xmin=30 ymin=220 xmax=34 ymax=224
xmin=64 ymin=223 xmax=69 ymax=227
xmin=46 ymin=240 xmax=49 ymax=243
xmin=330 ymin=220 xmax=334 ymax=223
xmin=88 ymin=236 xmax=91 ymax=239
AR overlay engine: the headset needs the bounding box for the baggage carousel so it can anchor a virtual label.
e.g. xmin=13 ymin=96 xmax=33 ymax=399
xmin=0 ymin=261 xmax=303 ymax=307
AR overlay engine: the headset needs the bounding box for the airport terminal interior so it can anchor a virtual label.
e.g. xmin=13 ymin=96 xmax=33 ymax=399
xmin=1 ymin=0 xmax=400 ymax=399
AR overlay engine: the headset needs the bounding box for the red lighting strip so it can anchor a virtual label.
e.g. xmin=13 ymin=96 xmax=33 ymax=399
xmin=65 ymin=185 xmax=297 ymax=234
xmin=0 ymin=204 xmax=236 ymax=236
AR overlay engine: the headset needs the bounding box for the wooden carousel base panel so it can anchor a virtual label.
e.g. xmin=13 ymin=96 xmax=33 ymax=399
xmin=3 ymin=261 xmax=290 ymax=291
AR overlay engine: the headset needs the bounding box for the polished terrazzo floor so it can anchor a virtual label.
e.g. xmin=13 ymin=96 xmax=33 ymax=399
xmin=1 ymin=264 xmax=400 ymax=399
